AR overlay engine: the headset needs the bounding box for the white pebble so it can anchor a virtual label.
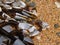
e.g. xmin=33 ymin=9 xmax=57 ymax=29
xmin=55 ymin=2 xmax=60 ymax=8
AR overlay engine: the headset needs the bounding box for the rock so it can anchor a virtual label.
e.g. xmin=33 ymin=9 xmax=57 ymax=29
xmin=54 ymin=24 xmax=59 ymax=28
xmin=29 ymin=2 xmax=36 ymax=7
xmin=56 ymin=32 xmax=60 ymax=37
xmin=55 ymin=1 xmax=60 ymax=8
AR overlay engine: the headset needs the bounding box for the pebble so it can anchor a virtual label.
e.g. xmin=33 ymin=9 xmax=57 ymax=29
xmin=29 ymin=2 xmax=36 ymax=7
xmin=56 ymin=32 xmax=60 ymax=37
xmin=54 ymin=24 xmax=59 ymax=28
xmin=55 ymin=1 xmax=60 ymax=8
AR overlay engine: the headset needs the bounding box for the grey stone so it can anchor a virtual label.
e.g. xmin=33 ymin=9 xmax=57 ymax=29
xmin=56 ymin=32 xmax=60 ymax=37
xmin=54 ymin=24 xmax=59 ymax=28
xmin=29 ymin=2 xmax=36 ymax=7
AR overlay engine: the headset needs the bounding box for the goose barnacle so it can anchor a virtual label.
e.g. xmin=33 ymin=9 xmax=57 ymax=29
xmin=2 ymin=0 xmax=14 ymax=4
xmin=24 ymin=36 xmax=34 ymax=44
xmin=18 ymin=23 xmax=32 ymax=30
xmin=12 ymin=1 xmax=26 ymax=9
xmin=29 ymin=30 xmax=39 ymax=37
xmin=2 ymin=4 xmax=12 ymax=10
xmin=2 ymin=25 xmax=13 ymax=33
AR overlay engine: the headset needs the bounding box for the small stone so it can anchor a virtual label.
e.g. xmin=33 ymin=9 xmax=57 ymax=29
xmin=56 ymin=32 xmax=60 ymax=37
xmin=54 ymin=24 xmax=59 ymax=28
xmin=29 ymin=2 xmax=36 ymax=7
xmin=55 ymin=2 xmax=60 ymax=8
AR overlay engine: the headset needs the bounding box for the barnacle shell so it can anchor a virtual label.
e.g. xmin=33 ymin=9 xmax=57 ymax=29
xmin=2 ymin=0 xmax=14 ymax=4
xmin=12 ymin=1 xmax=26 ymax=9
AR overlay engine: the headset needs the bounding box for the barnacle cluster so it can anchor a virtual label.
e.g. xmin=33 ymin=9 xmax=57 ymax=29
xmin=0 ymin=0 xmax=49 ymax=45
